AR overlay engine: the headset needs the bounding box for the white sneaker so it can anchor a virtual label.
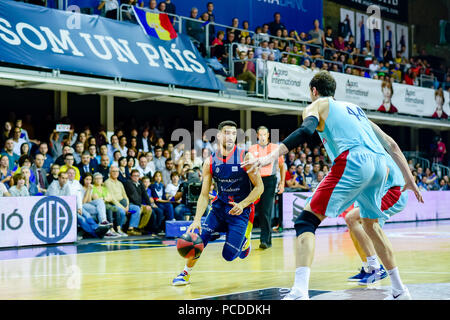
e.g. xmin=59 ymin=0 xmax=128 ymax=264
xmin=282 ymin=288 xmax=310 ymax=300
xmin=384 ymin=286 xmax=412 ymax=300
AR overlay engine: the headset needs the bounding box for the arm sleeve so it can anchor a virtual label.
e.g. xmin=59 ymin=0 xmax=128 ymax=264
xmin=281 ymin=116 xmax=319 ymax=151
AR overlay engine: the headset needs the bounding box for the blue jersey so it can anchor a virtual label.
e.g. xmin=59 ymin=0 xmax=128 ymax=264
xmin=210 ymin=145 xmax=252 ymax=204
xmin=318 ymin=98 xmax=386 ymax=162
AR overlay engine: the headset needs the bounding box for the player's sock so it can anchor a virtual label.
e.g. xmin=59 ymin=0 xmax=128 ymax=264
xmin=184 ymin=265 xmax=193 ymax=275
xmin=293 ymin=266 xmax=310 ymax=297
xmin=362 ymin=261 xmax=370 ymax=273
xmin=367 ymin=255 xmax=381 ymax=271
xmin=387 ymin=267 xmax=405 ymax=293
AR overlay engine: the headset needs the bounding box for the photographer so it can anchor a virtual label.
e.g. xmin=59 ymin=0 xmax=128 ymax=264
xmin=172 ymin=169 xmax=202 ymax=221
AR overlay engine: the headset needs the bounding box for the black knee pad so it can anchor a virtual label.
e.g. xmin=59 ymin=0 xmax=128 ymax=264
xmin=294 ymin=210 xmax=322 ymax=237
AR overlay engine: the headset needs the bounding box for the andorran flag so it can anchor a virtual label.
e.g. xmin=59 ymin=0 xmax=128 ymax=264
xmin=132 ymin=6 xmax=177 ymax=40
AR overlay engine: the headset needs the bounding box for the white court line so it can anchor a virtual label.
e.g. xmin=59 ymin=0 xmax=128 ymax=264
xmin=3 ymin=269 xmax=450 ymax=280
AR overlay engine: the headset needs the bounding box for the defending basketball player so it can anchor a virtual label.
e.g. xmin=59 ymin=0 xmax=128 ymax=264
xmin=242 ymin=71 xmax=423 ymax=300
xmin=346 ymin=152 xmax=409 ymax=286
xmin=172 ymin=120 xmax=264 ymax=286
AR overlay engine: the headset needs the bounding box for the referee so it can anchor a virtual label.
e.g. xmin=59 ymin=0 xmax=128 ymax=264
xmin=248 ymin=126 xmax=285 ymax=249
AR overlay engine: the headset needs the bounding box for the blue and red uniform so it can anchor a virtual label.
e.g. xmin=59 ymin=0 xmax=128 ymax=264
xmin=199 ymin=145 xmax=255 ymax=261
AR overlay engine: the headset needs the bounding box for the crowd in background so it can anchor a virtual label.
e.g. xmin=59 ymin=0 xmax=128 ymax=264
xmin=0 ymin=111 xmax=448 ymax=240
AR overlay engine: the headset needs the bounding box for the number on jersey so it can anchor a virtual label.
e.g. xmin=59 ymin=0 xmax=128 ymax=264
xmin=347 ymin=106 xmax=367 ymax=121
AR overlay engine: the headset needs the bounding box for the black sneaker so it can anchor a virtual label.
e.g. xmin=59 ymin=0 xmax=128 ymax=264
xmin=95 ymin=224 xmax=112 ymax=239
xmin=210 ymin=232 xmax=221 ymax=241
xmin=259 ymin=242 xmax=272 ymax=249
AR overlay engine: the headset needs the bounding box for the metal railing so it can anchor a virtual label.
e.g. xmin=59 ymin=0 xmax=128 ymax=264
xmin=432 ymin=163 xmax=450 ymax=179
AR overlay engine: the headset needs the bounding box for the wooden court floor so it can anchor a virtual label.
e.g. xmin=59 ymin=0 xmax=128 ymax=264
xmin=0 ymin=221 xmax=449 ymax=300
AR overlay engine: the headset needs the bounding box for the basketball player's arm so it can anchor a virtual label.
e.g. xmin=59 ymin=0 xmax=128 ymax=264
xmin=187 ymin=158 xmax=213 ymax=234
xmin=242 ymin=99 xmax=324 ymax=173
xmin=370 ymin=121 xmax=424 ymax=203
xmin=230 ymin=153 xmax=264 ymax=215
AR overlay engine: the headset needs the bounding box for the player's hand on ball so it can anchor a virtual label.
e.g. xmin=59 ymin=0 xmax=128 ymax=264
xmin=187 ymin=220 xmax=202 ymax=235
xmin=228 ymin=202 xmax=244 ymax=215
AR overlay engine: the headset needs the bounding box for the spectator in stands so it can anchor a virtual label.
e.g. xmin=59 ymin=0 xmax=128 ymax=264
xmin=307 ymin=19 xmax=325 ymax=54
xmin=432 ymin=89 xmax=448 ymax=119
xmin=186 ymin=7 xmax=207 ymax=55
xmin=127 ymin=156 xmax=137 ymax=174
xmin=153 ymin=146 xmax=166 ymax=172
xmin=165 ymin=0 xmax=176 ymax=15
xmin=136 ymin=154 xmax=153 ymax=178
xmin=47 ymin=163 xmax=60 ymax=185
xmin=404 ymin=68 xmax=416 ymax=85
xmin=9 ymin=173 xmax=29 ymax=197
xmin=258 ymin=24 xmax=270 ymax=44
xmin=104 ymin=166 xmax=142 ymax=236
xmin=59 ymin=153 xmax=81 ymax=181
xmin=424 ymin=168 xmax=439 ymax=190
xmin=166 ymin=171 xmax=180 ymax=200
xmin=211 ymin=30 xmax=226 ymax=61
xmin=123 ymin=169 xmax=152 ymax=233
xmin=334 ymin=35 xmax=346 ymax=51
xmin=378 ymin=81 xmax=398 ymax=113
xmin=0 ymin=180 xmax=10 ymax=196
xmin=148 ymin=0 xmax=157 ymax=11
xmin=0 ymin=155 xmax=12 ymax=188
xmin=324 ymin=26 xmax=335 ymax=58
xmin=227 ymin=17 xmax=241 ymax=40
xmin=97 ymin=145 xmax=111 ymax=166
xmin=150 ymin=170 xmax=175 ymax=224
xmin=310 ymin=171 xmax=324 ymax=192
xmin=434 ymin=136 xmax=447 ymax=164
xmin=383 ymin=40 xmax=394 ymax=63
xmin=284 ymin=164 xmax=297 ymax=189
xmin=98 ymin=0 xmax=119 ymax=19
xmin=268 ymin=12 xmax=286 ymax=36
xmin=76 ymin=151 xmax=98 ymax=180
xmin=37 ymin=142 xmax=53 ymax=172
xmin=89 ymin=172 xmax=125 ymax=237
xmin=73 ymin=141 xmax=84 ymax=164
xmin=439 ymin=178 xmax=449 ymax=191
xmin=303 ymin=164 xmax=314 ymax=189
xmin=234 ymin=51 xmax=257 ymax=93
xmin=20 ymin=165 xmax=36 ymax=196
xmin=19 ymin=142 xmax=30 ymax=157
xmin=255 ymin=40 xmax=270 ymax=59
xmin=161 ymin=158 xmax=175 ymax=187
xmin=55 ymin=145 xmax=72 ymax=166
xmin=31 ymin=153 xmax=48 ymax=194
xmin=0 ymin=122 xmax=12 ymax=149
xmin=236 ymin=35 xmax=250 ymax=57
xmin=107 ymin=134 xmax=120 ymax=160
xmin=241 ymin=21 xmax=250 ymax=38
xmin=97 ymin=155 xmax=111 ymax=181
xmin=141 ymin=175 xmax=164 ymax=234
xmin=11 ymin=126 xmax=27 ymax=157
xmin=49 ymin=171 xmax=111 ymax=239
xmin=369 ymin=58 xmax=380 ymax=76
xmin=157 ymin=1 xmax=166 ymax=12
xmin=117 ymin=136 xmax=128 ymax=157
xmin=117 ymin=156 xmax=129 ymax=183
xmin=190 ymin=149 xmax=203 ymax=169
xmin=204 ymin=2 xmax=215 ymax=42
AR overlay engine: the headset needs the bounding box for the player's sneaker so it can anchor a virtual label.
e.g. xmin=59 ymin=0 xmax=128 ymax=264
xmin=239 ymin=244 xmax=251 ymax=259
xmin=347 ymin=267 xmax=367 ymax=282
xmin=282 ymin=288 xmax=309 ymax=300
xmin=358 ymin=265 xmax=388 ymax=286
xmin=384 ymin=286 xmax=412 ymax=300
xmin=172 ymin=271 xmax=190 ymax=286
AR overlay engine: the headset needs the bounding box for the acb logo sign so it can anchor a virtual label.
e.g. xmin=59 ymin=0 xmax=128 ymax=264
xmin=30 ymin=196 xmax=73 ymax=243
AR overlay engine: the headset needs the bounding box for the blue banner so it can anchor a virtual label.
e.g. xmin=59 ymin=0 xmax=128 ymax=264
xmin=172 ymin=0 xmax=323 ymax=35
xmin=0 ymin=0 xmax=224 ymax=91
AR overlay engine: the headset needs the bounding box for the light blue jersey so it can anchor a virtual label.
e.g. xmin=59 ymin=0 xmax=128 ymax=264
xmin=304 ymin=97 xmax=389 ymax=220
xmin=318 ymin=98 xmax=386 ymax=162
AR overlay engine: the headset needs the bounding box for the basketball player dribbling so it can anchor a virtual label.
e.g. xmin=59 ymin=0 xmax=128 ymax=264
xmin=172 ymin=120 xmax=264 ymax=286
xmin=243 ymin=71 xmax=423 ymax=300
